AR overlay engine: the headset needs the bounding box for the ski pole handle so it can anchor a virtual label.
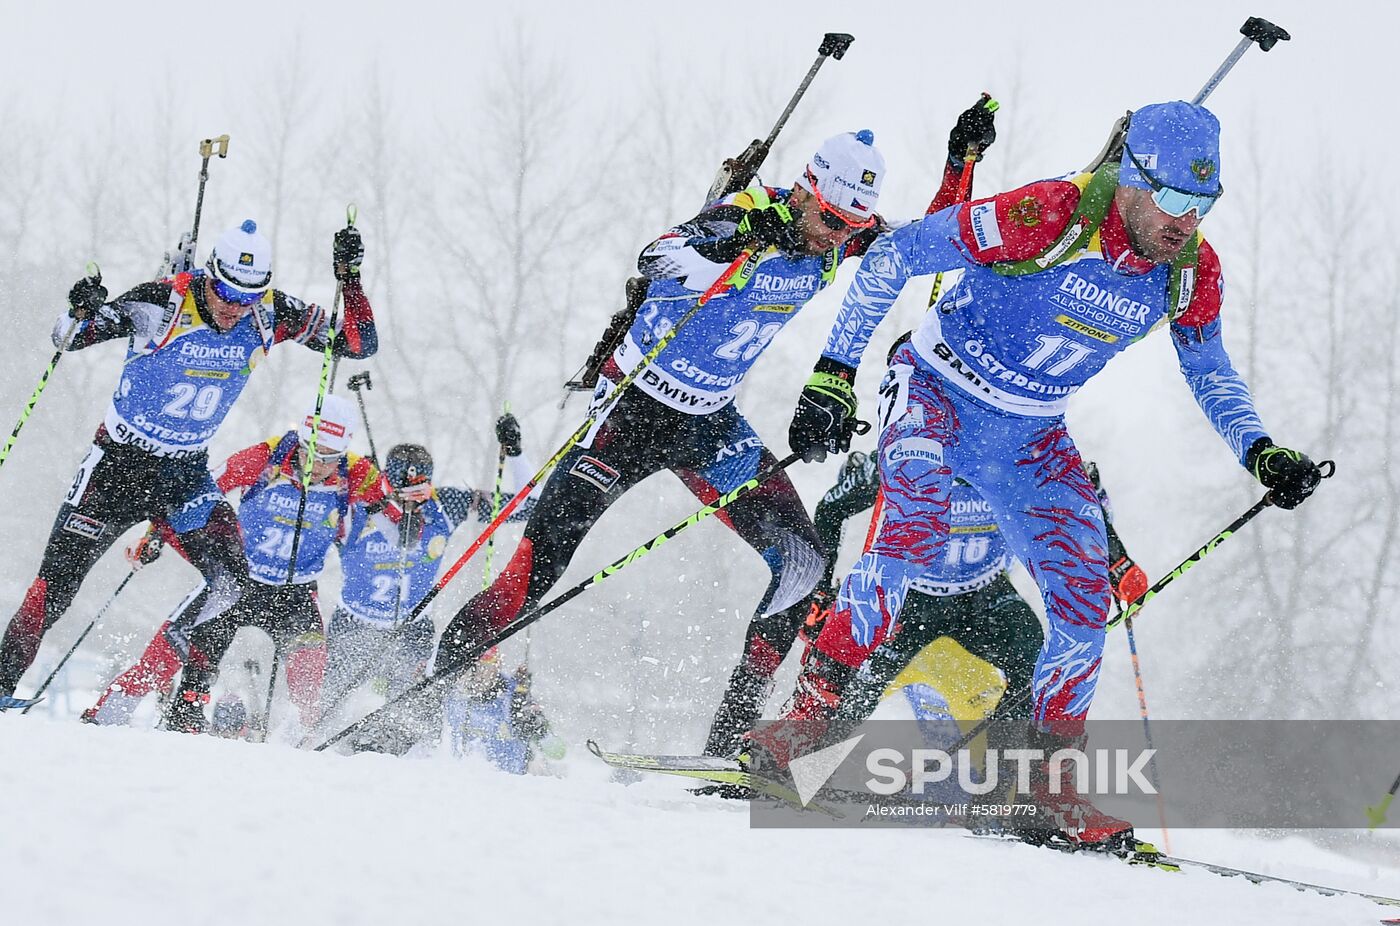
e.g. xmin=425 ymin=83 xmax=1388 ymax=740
xmin=346 ymin=371 xmax=379 ymax=466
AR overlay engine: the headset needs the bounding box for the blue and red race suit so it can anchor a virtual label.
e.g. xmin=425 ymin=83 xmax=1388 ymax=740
xmin=806 ymin=171 xmax=1270 ymax=736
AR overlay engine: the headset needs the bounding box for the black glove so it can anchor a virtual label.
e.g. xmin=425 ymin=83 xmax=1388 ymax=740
xmin=1245 ymin=437 xmax=1322 ymax=510
xmin=947 ymin=95 xmax=998 ymax=167
xmin=333 ymin=226 xmax=364 ymax=283
xmin=736 ymin=201 xmax=803 ymax=252
xmin=788 ymin=358 xmax=858 ymax=463
xmin=495 ymin=413 xmax=522 ymax=457
xmin=68 ymin=273 xmax=107 ymax=320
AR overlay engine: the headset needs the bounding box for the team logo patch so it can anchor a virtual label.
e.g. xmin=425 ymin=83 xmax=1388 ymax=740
xmin=850 ymin=197 xmax=868 ymax=212
xmin=886 ymin=437 xmax=945 ymax=465
xmin=238 ymin=252 xmax=254 ymax=266
xmin=569 ymin=455 xmax=620 ymax=491
xmin=1007 ymin=196 xmax=1041 ymax=227
xmin=1190 ymin=158 xmax=1217 ymax=182
xmin=860 ymin=168 xmax=877 ymax=186
xmin=61 ymin=512 xmax=106 ymax=540
xmin=303 ymin=417 xmax=347 ymax=439
xmin=968 ymin=201 xmax=1003 ymax=251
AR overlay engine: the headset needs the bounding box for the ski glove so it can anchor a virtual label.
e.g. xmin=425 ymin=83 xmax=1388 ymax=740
xmin=799 ymin=585 xmax=838 ymax=644
xmin=495 ymin=413 xmax=522 ymax=457
xmin=1246 ymin=437 xmax=1321 ymax=510
xmin=333 ymin=226 xmax=364 ymax=283
xmin=789 ymin=358 xmax=858 ymax=463
xmin=68 ymin=274 xmax=107 ymax=320
xmin=125 ymin=527 xmax=165 ymax=571
xmin=736 ymin=201 xmax=803 ymax=253
xmin=1109 ymin=555 xmax=1149 ymax=605
xmin=947 ymin=95 xmax=998 ymax=167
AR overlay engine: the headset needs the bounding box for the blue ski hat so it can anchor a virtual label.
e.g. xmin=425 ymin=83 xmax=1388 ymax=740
xmin=1119 ymin=101 xmax=1223 ymax=197
xmin=384 ymin=443 xmax=433 ymax=490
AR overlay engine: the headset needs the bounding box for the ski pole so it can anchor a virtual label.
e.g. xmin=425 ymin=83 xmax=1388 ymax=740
xmin=316 ymin=450 xmax=808 ymax=752
xmin=346 ymin=372 xmax=379 ymax=466
xmin=865 ymin=97 xmax=996 ymax=552
xmin=939 ymin=465 xmax=1335 ymax=756
xmin=1120 ymin=598 xmax=1171 ymax=852
xmin=303 ymin=268 xmax=756 ymax=745
xmin=706 ymin=32 xmax=855 ymax=203
xmin=1368 ymin=770 xmax=1400 ymax=829
xmin=346 ymin=371 xmax=410 ymax=629
xmin=0 ymin=262 xmax=101 ymax=476
xmin=398 ymin=247 xmax=762 ymax=626
xmin=250 ymin=647 xmax=281 ymax=744
xmin=265 ymin=203 xmax=355 ymax=741
xmin=1106 ymin=460 xmax=1334 ymax=627
xmin=927 ymin=93 xmax=996 ymax=309
xmin=483 ymin=402 xmax=510 ymax=589
xmin=20 ymin=569 xmax=138 ymax=713
xmin=286 ymin=203 xmax=357 ymax=586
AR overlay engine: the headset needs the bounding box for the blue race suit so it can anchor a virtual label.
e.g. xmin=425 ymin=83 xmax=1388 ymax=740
xmin=438 ymin=183 xmax=893 ymax=759
xmin=0 ymin=272 xmax=377 ymax=697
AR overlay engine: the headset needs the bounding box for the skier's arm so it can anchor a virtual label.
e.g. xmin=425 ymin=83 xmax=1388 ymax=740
xmin=346 ymin=454 xmax=391 ymax=506
xmin=51 ymin=282 xmax=173 ymax=352
xmin=271 ymin=280 xmax=378 ymax=360
xmin=637 ymin=188 xmax=798 ymax=293
xmin=1168 ymin=243 xmax=1269 ymax=467
xmin=925 ymin=160 xmax=966 ymax=215
xmin=212 ymin=438 xmax=278 ymax=496
xmin=821 ymin=180 xmax=1083 ymax=368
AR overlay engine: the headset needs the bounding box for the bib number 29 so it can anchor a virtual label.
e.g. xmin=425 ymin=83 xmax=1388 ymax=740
xmin=162 ymin=383 xmax=223 ymax=421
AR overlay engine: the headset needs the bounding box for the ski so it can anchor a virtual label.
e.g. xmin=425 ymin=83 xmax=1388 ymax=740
xmin=585 ymin=740 xmax=842 ymax=818
xmin=1161 ymin=851 xmax=1400 ymax=908
xmin=969 ymin=828 xmax=1400 ymax=907
xmin=965 ymin=827 xmax=1181 ymax=872
xmin=589 ymin=742 xmax=1400 ymax=908
xmin=0 ymin=695 xmax=42 ymax=711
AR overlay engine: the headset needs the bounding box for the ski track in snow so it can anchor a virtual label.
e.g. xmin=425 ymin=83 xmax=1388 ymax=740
xmin=1 ymin=718 xmax=1396 ymax=926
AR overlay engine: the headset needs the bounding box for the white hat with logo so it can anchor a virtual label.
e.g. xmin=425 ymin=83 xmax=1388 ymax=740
xmin=794 ymin=129 xmax=885 ymax=220
xmin=297 ymin=395 xmax=356 ymax=455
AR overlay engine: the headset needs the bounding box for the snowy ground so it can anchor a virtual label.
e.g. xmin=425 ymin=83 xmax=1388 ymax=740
xmin=2 ymin=717 xmax=1397 ymax=926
